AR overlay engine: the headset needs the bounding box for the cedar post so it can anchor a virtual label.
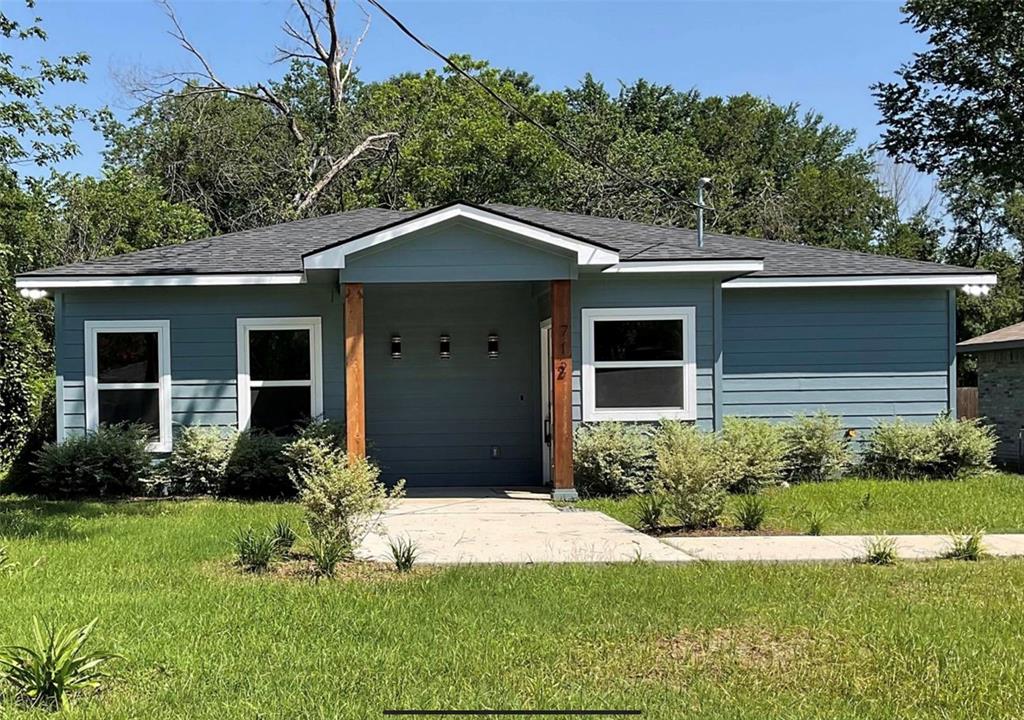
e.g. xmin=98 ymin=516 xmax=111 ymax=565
xmin=550 ymin=279 xmax=576 ymax=499
xmin=344 ymin=283 xmax=366 ymax=459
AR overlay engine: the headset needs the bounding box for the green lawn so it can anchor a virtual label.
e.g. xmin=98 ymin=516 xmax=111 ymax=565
xmin=1 ymin=496 xmax=1024 ymax=717
xmin=573 ymin=473 xmax=1024 ymax=535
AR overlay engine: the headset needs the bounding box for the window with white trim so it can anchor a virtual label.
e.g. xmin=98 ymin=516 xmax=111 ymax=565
xmin=84 ymin=320 xmax=172 ymax=451
xmin=237 ymin=317 xmax=323 ymax=435
xmin=581 ymin=307 xmax=697 ymax=421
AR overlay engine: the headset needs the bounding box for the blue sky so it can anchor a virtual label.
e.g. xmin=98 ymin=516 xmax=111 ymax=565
xmin=13 ymin=0 xmax=926 ymax=178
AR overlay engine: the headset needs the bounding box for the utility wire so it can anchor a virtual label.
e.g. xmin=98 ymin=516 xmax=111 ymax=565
xmin=365 ymin=0 xmax=703 ymax=211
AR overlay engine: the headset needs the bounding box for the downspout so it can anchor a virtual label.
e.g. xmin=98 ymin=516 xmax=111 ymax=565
xmin=697 ymin=177 xmax=711 ymax=248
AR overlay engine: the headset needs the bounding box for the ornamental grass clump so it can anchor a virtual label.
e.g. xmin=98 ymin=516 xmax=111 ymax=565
xmin=733 ymin=494 xmax=769 ymax=531
xmin=653 ymin=421 xmax=729 ymax=529
xmin=863 ymin=536 xmax=898 ymax=566
xmin=572 ymin=422 xmax=655 ymax=497
xmin=0 ymin=618 xmax=120 ymax=709
xmin=944 ymin=529 xmax=987 ymax=561
xmin=233 ymin=527 xmax=279 ymax=572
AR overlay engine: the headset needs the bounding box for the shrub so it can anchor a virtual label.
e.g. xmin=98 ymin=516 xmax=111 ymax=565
xmin=389 ymin=537 xmax=419 ymax=573
xmin=0 ymin=617 xmax=120 ymax=709
xmin=719 ymin=417 xmax=787 ymax=492
xmin=221 ymin=431 xmax=291 ymax=499
xmin=572 ymin=422 xmax=655 ymax=497
xmin=294 ymin=418 xmax=346 ymax=449
xmin=2 ymin=382 xmax=55 ymax=494
xmin=233 ymin=527 xmax=279 ymax=572
xmin=634 ymin=494 xmax=665 ymax=533
xmin=863 ymin=536 xmax=898 ymax=565
xmin=287 ymin=438 xmax=403 ymax=558
xmin=783 ymin=412 xmax=851 ymax=482
xmin=271 ymin=518 xmax=297 ymax=554
xmin=733 ymin=494 xmax=769 ymax=531
xmin=32 ymin=424 xmax=151 ymax=497
xmin=160 ymin=427 xmax=236 ymax=495
xmin=944 ymin=529 xmax=987 ymax=561
xmin=863 ymin=418 xmax=940 ymax=479
xmin=308 ymin=533 xmax=346 ymax=578
xmin=653 ymin=421 xmax=727 ymax=529
xmin=930 ymin=414 xmax=997 ymax=478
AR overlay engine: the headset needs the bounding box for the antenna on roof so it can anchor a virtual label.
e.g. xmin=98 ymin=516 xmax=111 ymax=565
xmin=696 ymin=177 xmax=712 ymax=249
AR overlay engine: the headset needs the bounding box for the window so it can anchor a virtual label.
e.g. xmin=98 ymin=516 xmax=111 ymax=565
xmin=84 ymin=320 xmax=172 ymax=451
xmin=237 ymin=317 xmax=323 ymax=434
xmin=581 ymin=307 xmax=696 ymax=421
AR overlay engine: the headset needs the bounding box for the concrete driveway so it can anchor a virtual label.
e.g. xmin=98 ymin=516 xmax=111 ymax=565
xmin=358 ymin=487 xmax=689 ymax=564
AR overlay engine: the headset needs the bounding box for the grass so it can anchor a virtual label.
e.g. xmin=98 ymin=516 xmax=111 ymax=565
xmin=3 ymin=496 xmax=1024 ymax=717
xmin=572 ymin=473 xmax=1024 ymax=535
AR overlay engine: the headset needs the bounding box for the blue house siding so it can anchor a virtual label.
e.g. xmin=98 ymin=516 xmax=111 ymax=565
xmin=57 ymin=284 xmax=346 ymax=433
xmin=572 ymin=274 xmax=717 ymax=431
xmin=340 ymin=220 xmax=577 ymax=283
xmin=721 ymin=287 xmax=953 ymax=431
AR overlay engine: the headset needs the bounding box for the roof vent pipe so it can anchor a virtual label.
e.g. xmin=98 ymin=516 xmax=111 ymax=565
xmin=696 ymin=177 xmax=712 ymax=249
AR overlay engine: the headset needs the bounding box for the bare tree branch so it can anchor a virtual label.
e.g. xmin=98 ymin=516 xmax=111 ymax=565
xmin=293 ymin=131 xmax=396 ymax=212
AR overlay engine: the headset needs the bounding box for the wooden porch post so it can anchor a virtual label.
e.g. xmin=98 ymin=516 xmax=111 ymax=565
xmin=550 ymin=279 xmax=576 ymax=499
xmin=344 ymin=283 xmax=366 ymax=459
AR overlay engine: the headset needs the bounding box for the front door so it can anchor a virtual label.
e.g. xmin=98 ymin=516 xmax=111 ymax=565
xmin=540 ymin=319 xmax=552 ymax=485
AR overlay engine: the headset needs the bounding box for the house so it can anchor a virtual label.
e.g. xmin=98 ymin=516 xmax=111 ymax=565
xmin=16 ymin=202 xmax=995 ymax=498
xmin=958 ymin=321 xmax=1024 ymax=466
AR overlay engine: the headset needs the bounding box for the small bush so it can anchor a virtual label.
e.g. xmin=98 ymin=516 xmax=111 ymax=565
xmin=931 ymin=414 xmax=997 ymax=478
xmin=308 ymin=533 xmax=346 ymax=578
xmin=734 ymin=494 xmax=769 ymax=531
xmin=287 ymin=438 xmax=402 ymax=557
xmin=783 ymin=412 xmax=851 ymax=482
xmin=863 ymin=418 xmax=940 ymax=479
xmin=720 ymin=418 xmax=787 ymax=492
xmin=160 ymin=427 xmax=236 ymax=495
xmin=634 ymin=494 xmax=665 ymax=533
xmin=389 ymin=536 xmax=418 ymax=572
xmin=221 ymin=431 xmax=291 ymax=499
xmin=0 ymin=617 xmax=120 ymax=709
xmin=805 ymin=509 xmax=829 ymax=536
xmin=233 ymin=527 xmax=279 ymax=572
xmin=653 ymin=421 xmax=727 ymax=529
xmin=271 ymin=518 xmax=298 ymax=554
xmin=944 ymin=529 xmax=987 ymax=561
xmin=572 ymin=422 xmax=655 ymax=497
xmin=863 ymin=536 xmax=898 ymax=565
xmin=32 ymin=424 xmax=151 ymax=497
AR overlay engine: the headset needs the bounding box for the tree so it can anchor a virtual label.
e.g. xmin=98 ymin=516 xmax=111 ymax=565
xmin=874 ymin=0 xmax=1024 ymax=191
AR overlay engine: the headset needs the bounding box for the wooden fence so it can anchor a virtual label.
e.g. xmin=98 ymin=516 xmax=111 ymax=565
xmin=957 ymin=387 xmax=979 ymax=420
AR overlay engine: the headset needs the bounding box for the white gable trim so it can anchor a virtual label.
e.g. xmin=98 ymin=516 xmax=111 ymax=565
xmin=16 ymin=273 xmax=305 ymax=289
xmin=723 ymin=273 xmax=998 ymax=289
xmin=602 ymin=260 xmax=764 ymax=274
xmin=303 ymin=203 xmax=620 ymax=270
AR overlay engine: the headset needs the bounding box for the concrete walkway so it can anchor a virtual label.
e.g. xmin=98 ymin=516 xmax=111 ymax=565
xmin=358 ymin=487 xmax=1024 ymax=565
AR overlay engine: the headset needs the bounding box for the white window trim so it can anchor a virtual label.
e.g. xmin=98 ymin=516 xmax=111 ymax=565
xmin=84 ymin=319 xmax=172 ymax=452
xmin=236 ymin=317 xmax=324 ymax=432
xmin=581 ymin=306 xmax=697 ymax=422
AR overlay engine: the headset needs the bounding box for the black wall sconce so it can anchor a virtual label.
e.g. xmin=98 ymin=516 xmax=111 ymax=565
xmin=439 ymin=333 xmax=451 ymax=359
xmin=390 ymin=334 xmax=402 ymax=359
xmin=487 ymin=333 xmax=500 ymax=359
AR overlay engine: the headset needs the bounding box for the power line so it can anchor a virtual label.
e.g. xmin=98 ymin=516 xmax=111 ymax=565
xmin=364 ymin=0 xmax=702 ymax=211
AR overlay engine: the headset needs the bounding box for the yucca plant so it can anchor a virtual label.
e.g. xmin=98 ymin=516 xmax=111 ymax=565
xmin=0 ymin=618 xmax=120 ymax=709
xmin=944 ymin=529 xmax=987 ymax=561
xmin=233 ymin=527 xmax=279 ymax=572
xmin=734 ymin=494 xmax=769 ymax=531
xmin=863 ymin=536 xmax=898 ymax=565
xmin=805 ymin=509 xmax=829 ymax=536
xmin=633 ymin=494 xmax=665 ymax=533
xmin=271 ymin=518 xmax=298 ymax=555
xmin=389 ymin=537 xmax=419 ymax=573
xmin=308 ymin=534 xmax=346 ymax=578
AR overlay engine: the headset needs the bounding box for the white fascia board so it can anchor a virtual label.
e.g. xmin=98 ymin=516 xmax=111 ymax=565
xmin=302 ymin=203 xmax=620 ymax=270
xmin=722 ymin=273 xmax=998 ymax=289
xmin=602 ymin=260 xmax=764 ymax=274
xmin=15 ymin=273 xmax=306 ymax=289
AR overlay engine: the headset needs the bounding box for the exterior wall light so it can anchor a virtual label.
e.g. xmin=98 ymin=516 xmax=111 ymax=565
xmin=439 ymin=334 xmax=451 ymax=359
xmin=18 ymin=288 xmax=48 ymax=300
xmin=390 ymin=334 xmax=402 ymax=359
xmin=487 ymin=333 xmax=499 ymax=358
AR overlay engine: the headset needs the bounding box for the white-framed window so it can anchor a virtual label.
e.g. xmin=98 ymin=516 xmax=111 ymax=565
xmin=236 ymin=317 xmax=323 ymax=434
xmin=84 ymin=320 xmax=172 ymax=452
xmin=581 ymin=306 xmax=697 ymax=422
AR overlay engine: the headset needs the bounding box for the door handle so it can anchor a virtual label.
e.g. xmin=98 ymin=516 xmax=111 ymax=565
xmin=544 ymin=417 xmax=552 ymax=444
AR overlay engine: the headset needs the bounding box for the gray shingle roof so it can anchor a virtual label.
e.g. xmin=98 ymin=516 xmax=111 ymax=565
xmin=20 ymin=201 xmax=979 ymax=278
xmin=957 ymin=321 xmax=1024 ymax=353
